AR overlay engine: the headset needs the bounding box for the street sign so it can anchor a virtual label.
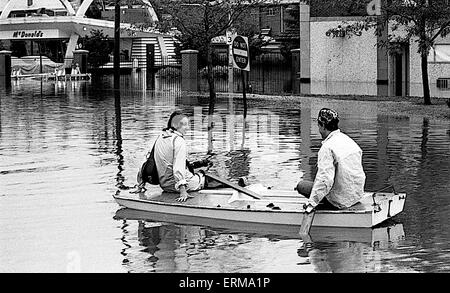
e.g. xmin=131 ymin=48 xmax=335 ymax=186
xmin=211 ymin=35 xmax=227 ymax=44
xmin=226 ymin=30 xmax=236 ymax=45
xmin=232 ymin=35 xmax=250 ymax=71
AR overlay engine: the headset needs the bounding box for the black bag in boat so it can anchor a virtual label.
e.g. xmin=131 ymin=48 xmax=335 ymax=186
xmin=137 ymin=135 xmax=211 ymax=185
xmin=186 ymin=158 xmax=211 ymax=174
xmin=137 ymin=145 xmax=159 ymax=185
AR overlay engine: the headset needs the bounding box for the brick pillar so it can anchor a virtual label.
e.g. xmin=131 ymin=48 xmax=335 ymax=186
xmin=291 ymin=48 xmax=301 ymax=94
xmin=181 ymin=49 xmax=199 ymax=92
xmin=299 ymin=2 xmax=311 ymax=94
xmin=73 ymin=49 xmax=89 ymax=73
xmin=0 ymin=50 xmax=12 ymax=88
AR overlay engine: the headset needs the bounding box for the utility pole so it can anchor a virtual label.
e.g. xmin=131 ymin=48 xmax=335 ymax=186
xmin=114 ymin=0 xmax=121 ymax=89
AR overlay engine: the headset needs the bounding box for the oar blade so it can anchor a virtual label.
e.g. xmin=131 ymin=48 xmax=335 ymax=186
xmin=298 ymin=211 xmax=315 ymax=236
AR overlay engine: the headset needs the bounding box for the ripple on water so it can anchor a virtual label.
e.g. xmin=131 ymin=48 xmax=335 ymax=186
xmin=1 ymin=78 xmax=450 ymax=272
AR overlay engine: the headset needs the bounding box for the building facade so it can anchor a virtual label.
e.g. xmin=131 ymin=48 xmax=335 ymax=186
xmin=299 ymin=1 xmax=450 ymax=98
xmin=0 ymin=0 xmax=176 ymax=73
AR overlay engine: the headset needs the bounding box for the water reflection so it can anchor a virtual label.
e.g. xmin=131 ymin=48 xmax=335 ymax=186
xmin=114 ymin=89 xmax=125 ymax=189
xmin=114 ymin=208 xmax=406 ymax=273
xmin=0 ymin=75 xmax=449 ymax=272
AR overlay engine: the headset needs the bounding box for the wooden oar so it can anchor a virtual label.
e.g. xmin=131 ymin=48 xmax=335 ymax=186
xmin=298 ymin=205 xmax=315 ymax=237
xmin=204 ymin=172 xmax=261 ymax=200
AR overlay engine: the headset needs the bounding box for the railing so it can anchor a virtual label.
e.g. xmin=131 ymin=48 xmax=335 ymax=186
xmin=151 ymin=55 xmax=182 ymax=91
xmin=198 ymin=52 xmax=293 ymax=95
xmin=11 ymin=51 xmax=293 ymax=94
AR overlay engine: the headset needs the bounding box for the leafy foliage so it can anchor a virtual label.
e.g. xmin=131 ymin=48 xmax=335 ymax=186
xmin=80 ymin=29 xmax=113 ymax=68
xmin=156 ymin=0 xmax=273 ymax=115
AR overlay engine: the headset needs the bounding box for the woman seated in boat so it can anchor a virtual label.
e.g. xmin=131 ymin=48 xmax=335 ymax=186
xmin=296 ymin=108 xmax=366 ymax=211
xmin=153 ymin=111 xmax=217 ymax=202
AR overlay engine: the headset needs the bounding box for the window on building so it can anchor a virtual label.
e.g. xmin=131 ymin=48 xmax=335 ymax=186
xmin=267 ymin=7 xmax=275 ymax=16
xmin=55 ymin=10 xmax=68 ymax=16
xmin=428 ymin=44 xmax=450 ymax=63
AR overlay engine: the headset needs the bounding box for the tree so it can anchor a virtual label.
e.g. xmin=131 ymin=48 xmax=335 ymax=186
xmin=157 ymin=0 xmax=272 ymax=117
xmin=80 ymin=29 xmax=113 ymax=68
xmin=96 ymin=1 xmax=271 ymax=111
xmin=232 ymin=7 xmax=270 ymax=60
xmin=0 ymin=40 xmax=6 ymax=51
xmin=382 ymin=0 xmax=450 ymax=105
xmin=85 ymin=1 xmax=103 ymax=19
xmin=316 ymin=0 xmax=450 ymax=105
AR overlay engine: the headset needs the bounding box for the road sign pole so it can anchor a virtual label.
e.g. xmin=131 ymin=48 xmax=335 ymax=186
xmin=228 ymin=43 xmax=234 ymax=93
xmin=231 ymin=35 xmax=250 ymax=118
xmin=242 ymin=69 xmax=247 ymax=118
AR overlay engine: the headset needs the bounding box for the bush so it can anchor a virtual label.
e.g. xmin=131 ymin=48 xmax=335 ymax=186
xmin=80 ymin=30 xmax=113 ymax=68
xmin=199 ymin=65 xmax=228 ymax=79
xmin=156 ymin=67 xmax=181 ymax=78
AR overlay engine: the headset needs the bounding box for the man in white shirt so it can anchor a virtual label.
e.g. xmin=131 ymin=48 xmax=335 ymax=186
xmin=296 ymin=108 xmax=366 ymax=211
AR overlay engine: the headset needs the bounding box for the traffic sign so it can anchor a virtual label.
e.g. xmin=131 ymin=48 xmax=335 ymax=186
xmin=226 ymin=30 xmax=235 ymax=45
xmin=232 ymin=35 xmax=250 ymax=71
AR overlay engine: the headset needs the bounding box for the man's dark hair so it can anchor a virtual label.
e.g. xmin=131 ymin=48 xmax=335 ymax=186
xmin=318 ymin=108 xmax=339 ymax=131
xmin=164 ymin=110 xmax=186 ymax=131
xmin=322 ymin=119 xmax=339 ymax=131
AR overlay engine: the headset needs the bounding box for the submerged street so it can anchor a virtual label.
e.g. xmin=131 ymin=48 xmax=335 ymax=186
xmin=1 ymin=76 xmax=450 ymax=272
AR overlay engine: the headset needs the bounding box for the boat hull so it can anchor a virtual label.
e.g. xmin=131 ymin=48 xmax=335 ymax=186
xmin=115 ymin=208 xmax=405 ymax=247
xmin=113 ymin=187 xmax=406 ymax=228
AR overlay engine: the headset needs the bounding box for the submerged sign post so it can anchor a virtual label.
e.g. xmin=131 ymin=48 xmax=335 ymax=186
xmin=226 ymin=30 xmax=236 ymax=93
xmin=231 ymin=35 xmax=250 ymax=117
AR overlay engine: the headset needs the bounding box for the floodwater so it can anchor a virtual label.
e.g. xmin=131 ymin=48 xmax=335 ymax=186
xmin=1 ymin=75 xmax=450 ymax=273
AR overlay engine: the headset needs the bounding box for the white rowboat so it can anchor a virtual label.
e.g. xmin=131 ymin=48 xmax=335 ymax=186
xmin=113 ymin=184 xmax=406 ymax=228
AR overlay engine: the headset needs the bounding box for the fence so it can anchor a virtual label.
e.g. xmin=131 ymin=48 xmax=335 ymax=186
xmin=141 ymin=52 xmax=293 ymax=94
xmin=13 ymin=50 xmax=293 ymax=94
xmin=151 ymin=55 xmax=182 ymax=91
xmin=198 ymin=52 xmax=293 ymax=95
